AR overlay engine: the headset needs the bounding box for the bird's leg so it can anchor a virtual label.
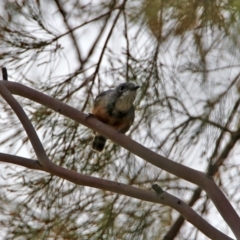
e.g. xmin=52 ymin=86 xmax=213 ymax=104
xmin=85 ymin=113 xmax=94 ymax=120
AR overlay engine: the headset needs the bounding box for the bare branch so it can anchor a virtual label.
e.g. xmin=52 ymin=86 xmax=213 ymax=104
xmin=1 ymin=81 xmax=240 ymax=238
xmin=0 ymin=81 xmax=53 ymax=170
xmin=0 ymin=152 xmax=233 ymax=240
xmin=54 ymin=0 xmax=83 ymax=64
xmin=0 ymin=153 xmax=43 ymax=171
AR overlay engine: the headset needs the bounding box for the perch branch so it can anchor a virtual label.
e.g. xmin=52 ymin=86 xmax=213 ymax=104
xmin=0 ymin=81 xmax=239 ymax=238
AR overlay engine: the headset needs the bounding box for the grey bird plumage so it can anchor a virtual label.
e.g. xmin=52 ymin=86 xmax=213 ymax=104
xmin=92 ymin=82 xmax=139 ymax=151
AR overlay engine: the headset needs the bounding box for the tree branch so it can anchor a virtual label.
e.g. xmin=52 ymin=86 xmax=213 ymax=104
xmin=1 ymin=81 xmax=239 ymax=238
xmin=0 ymin=153 xmax=43 ymax=170
xmin=0 ymin=82 xmax=54 ymax=171
xmin=0 ymin=153 xmax=233 ymax=240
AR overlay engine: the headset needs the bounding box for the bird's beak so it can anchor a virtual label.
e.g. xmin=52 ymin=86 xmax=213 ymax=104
xmin=132 ymin=85 xmax=140 ymax=91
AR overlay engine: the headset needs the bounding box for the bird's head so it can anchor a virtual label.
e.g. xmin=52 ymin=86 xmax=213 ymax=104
xmin=114 ymin=82 xmax=140 ymax=112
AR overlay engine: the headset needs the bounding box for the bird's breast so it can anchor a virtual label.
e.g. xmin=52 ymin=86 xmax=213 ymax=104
xmin=92 ymin=105 xmax=133 ymax=133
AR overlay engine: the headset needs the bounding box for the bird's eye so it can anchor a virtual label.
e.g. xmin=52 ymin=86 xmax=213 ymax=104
xmin=119 ymin=86 xmax=125 ymax=92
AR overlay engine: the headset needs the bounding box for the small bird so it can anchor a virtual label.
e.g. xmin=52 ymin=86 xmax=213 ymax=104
xmin=92 ymin=82 xmax=139 ymax=151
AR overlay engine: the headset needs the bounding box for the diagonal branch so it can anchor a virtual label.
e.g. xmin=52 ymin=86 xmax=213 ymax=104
xmin=0 ymin=153 xmax=233 ymax=240
xmin=0 ymin=82 xmax=53 ymax=170
xmin=92 ymin=1 xmax=126 ymax=81
xmin=163 ymin=96 xmax=240 ymax=239
xmin=1 ymin=81 xmax=240 ymax=238
xmin=54 ymin=0 xmax=83 ymax=64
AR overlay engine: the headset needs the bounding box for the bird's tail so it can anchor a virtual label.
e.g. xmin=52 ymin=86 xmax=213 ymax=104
xmin=92 ymin=135 xmax=106 ymax=152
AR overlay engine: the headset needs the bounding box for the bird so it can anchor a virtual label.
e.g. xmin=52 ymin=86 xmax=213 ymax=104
xmin=91 ymin=82 xmax=139 ymax=151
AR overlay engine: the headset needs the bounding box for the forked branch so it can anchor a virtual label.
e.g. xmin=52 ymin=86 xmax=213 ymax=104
xmin=0 ymin=80 xmax=238 ymax=239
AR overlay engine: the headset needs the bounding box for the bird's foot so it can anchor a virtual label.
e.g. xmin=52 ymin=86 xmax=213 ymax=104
xmin=86 ymin=113 xmax=94 ymax=120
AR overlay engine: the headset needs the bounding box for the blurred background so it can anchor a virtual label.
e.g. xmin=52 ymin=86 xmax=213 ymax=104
xmin=0 ymin=0 xmax=240 ymax=239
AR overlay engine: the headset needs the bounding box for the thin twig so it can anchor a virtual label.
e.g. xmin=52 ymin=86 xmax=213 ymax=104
xmin=2 ymin=67 xmax=8 ymax=81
